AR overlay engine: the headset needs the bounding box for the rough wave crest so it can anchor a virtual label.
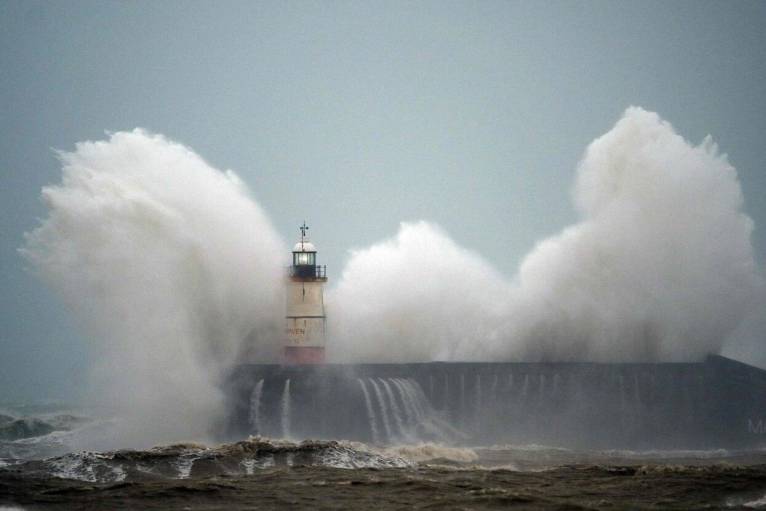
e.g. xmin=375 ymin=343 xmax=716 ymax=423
xmin=2 ymin=438 xmax=413 ymax=483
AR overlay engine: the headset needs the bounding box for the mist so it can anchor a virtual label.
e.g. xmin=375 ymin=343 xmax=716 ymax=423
xmin=327 ymin=221 xmax=512 ymax=362
xmin=22 ymin=129 xmax=285 ymax=447
xmin=329 ymin=107 xmax=763 ymax=363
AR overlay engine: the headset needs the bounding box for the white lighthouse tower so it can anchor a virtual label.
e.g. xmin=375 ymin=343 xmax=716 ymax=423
xmin=284 ymin=222 xmax=327 ymax=364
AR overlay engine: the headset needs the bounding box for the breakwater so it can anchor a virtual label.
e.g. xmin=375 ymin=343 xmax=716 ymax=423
xmin=225 ymin=355 xmax=766 ymax=449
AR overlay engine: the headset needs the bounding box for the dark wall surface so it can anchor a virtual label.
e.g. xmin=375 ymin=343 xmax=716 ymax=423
xmin=225 ymin=355 xmax=766 ymax=449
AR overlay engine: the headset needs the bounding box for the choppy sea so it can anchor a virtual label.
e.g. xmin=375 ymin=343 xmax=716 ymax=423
xmin=2 ymin=403 xmax=766 ymax=510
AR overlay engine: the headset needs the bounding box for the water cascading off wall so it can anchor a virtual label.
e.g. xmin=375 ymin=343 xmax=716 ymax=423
xmin=281 ymin=380 xmax=291 ymax=439
xmin=249 ymin=379 xmax=264 ymax=435
xmin=357 ymin=379 xmax=380 ymax=444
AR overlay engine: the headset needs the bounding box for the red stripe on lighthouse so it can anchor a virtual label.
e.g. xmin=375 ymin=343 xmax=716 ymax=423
xmin=283 ymin=347 xmax=326 ymax=365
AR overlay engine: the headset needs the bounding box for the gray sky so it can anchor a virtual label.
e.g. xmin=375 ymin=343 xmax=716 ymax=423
xmin=1 ymin=0 xmax=765 ymax=401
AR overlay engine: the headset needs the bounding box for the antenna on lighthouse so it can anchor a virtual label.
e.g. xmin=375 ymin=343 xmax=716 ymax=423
xmin=299 ymin=221 xmax=309 ymax=250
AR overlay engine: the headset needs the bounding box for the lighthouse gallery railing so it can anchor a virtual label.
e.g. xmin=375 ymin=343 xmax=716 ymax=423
xmin=288 ymin=265 xmax=326 ymax=278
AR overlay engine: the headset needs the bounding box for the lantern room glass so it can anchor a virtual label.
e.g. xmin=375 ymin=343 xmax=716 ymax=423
xmin=294 ymin=252 xmax=315 ymax=266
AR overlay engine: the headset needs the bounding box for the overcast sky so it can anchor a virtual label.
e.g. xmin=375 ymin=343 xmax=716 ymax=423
xmin=1 ymin=0 xmax=765 ymax=401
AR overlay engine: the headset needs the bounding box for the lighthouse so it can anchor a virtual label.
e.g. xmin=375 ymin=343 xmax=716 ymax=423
xmin=284 ymin=222 xmax=327 ymax=364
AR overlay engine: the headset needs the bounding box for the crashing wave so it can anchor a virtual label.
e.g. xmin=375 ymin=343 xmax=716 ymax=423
xmin=0 ymin=416 xmax=114 ymax=460
xmin=0 ymin=418 xmax=55 ymax=441
xmin=0 ymin=413 xmax=92 ymax=442
xmin=377 ymin=443 xmax=479 ymax=464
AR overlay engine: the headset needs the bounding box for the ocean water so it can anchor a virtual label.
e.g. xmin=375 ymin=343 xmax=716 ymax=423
xmin=2 ymin=405 xmax=766 ymax=509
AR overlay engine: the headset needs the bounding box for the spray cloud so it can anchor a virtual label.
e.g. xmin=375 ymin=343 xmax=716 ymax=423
xmin=22 ymin=130 xmax=285 ymax=447
xmin=329 ymin=107 xmax=762 ymax=362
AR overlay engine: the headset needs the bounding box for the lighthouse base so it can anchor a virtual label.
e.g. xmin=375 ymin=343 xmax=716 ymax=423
xmin=283 ymin=347 xmax=325 ymax=365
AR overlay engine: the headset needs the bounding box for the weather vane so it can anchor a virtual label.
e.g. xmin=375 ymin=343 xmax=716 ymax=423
xmin=299 ymin=221 xmax=309 ymax=242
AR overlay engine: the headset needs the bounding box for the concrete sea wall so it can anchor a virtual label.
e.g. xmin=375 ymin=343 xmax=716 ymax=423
xmin=225 ymin=355 xmax=766 ymax=449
